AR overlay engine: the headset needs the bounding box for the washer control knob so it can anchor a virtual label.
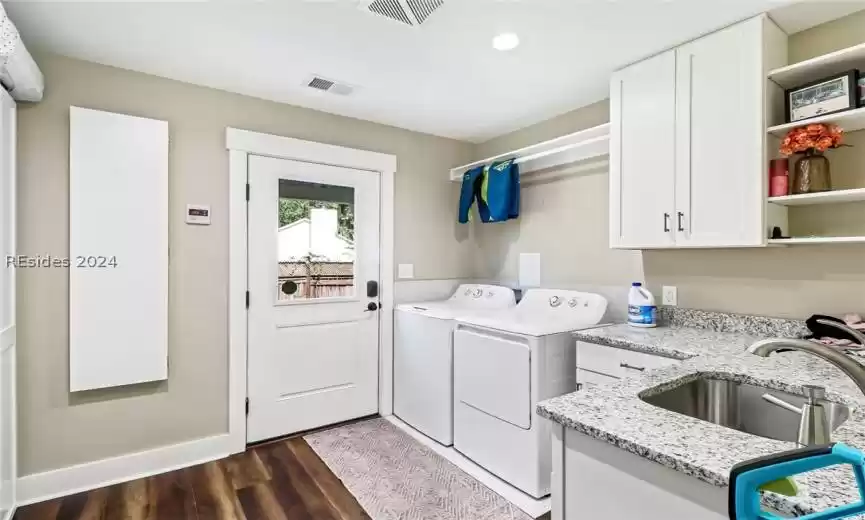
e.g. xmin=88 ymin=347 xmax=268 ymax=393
xmin=472 ymin=288 xmax=483 ymax=298
xmin=568 ymin=298 xmax=579 ymax=308
xmin=549 ymin=296 xmax=562 ymax=307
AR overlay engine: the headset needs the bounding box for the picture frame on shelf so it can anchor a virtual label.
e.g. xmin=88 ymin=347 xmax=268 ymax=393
xmin=859 ymin=75 xmax=865 ymax=106
xmin=785 ymin=69 xmax=859 ymax=124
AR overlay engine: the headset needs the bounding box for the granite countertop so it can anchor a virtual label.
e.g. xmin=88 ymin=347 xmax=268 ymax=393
xmin=537 ymin=315 xmax=865 ymax=517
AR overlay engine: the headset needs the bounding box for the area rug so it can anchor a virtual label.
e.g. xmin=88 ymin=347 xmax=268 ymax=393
xmin=305 ymin=417 xmax=534 ymax=520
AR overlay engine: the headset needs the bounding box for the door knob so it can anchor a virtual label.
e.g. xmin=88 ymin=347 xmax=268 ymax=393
xmin=366 ymin=302 xmax=379 ymax=312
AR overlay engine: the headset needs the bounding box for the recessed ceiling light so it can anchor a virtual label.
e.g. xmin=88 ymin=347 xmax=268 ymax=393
xmin=492 ymin=33 xmax=520 ymax=51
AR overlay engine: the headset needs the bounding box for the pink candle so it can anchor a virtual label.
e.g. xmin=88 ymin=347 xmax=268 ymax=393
xmin=769 ymin=159 xmax=789 ymax=197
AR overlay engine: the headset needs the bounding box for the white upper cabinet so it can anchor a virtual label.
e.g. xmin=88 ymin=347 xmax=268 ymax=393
xmin=674 ymin=18 xmax=765 ymax=247
xmin=609 ymin=50 xmax=677 ymax=249
xmin=611 ymin=15 xmax=787 ymax=249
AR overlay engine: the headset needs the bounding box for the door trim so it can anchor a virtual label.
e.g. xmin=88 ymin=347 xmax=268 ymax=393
xmin=226 ymin=128 xmax=396 ymax=454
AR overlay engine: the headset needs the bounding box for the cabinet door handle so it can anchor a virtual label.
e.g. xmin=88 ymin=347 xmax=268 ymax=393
xmin=576 ymin=382 xmax=584 ymax=391
xmin=663 ymin=213 xmax=670 ymax=232
xmin=677 ymin=212 xmax=685 ymax=232
xmin=620 ymin=362 xmax=646 ymax=372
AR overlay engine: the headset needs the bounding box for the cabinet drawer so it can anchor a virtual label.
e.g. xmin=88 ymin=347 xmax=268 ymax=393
xmin=576 ymin=368 xmax=619 ymax=389
xmin=576 ymin=341 xmax=624 ymax=376
xmin=619 ymin=348 xmax=680 ymax=375
xmin=577 ymin=341 xmax=680 ymax=378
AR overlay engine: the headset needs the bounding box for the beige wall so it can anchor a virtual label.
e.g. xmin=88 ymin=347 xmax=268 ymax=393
xmin=470 ymin=14 xmax=865 ymax=319
xmin=469 ymin=100 xmax=644 ymax=318
xmin=17 ymin=53 xmax=473 ymax=475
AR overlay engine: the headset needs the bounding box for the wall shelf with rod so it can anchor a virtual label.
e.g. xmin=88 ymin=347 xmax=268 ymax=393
xmin=448 ymin=123 xmax=610 ymax=181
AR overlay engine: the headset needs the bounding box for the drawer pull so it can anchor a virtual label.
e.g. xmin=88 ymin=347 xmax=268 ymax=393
xmin=619 ymin=362 xmax=645 ymax=372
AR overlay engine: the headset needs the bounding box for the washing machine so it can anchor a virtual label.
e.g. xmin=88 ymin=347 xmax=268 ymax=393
xmin=393 ymin=284 xmax=516 ymax=446
xmin=452 ymin=288 xmax=607 ymax=498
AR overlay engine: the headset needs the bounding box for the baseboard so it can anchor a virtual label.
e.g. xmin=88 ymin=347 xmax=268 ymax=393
xmin=17 ymin=433 xmax=232 ymax=506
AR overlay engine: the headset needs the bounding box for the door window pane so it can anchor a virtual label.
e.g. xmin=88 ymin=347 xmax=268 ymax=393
xmin=277 ymin=179 xmax=355 ymax=301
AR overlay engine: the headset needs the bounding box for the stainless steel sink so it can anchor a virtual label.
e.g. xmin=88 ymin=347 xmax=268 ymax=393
xmin=640 ymin=376 xmax=850 ymax=444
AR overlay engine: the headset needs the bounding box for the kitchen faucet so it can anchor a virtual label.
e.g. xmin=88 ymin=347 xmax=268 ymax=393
xmin=747 ymin=320 xmax=865 ymax=445
xmin=747 ymin=320 xmax=865 ymax=397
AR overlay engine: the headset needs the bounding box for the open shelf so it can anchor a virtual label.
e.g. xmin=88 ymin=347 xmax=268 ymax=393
xmin=768 ymin=41 xmax=865 ymax=89
xmin=768 ymin=236 xmax=865 ymax=245
xmin=767 ymin=106 xmax=865 ymax=137
xmin=768 ymin=188 xmax=865 ymax=206
xmin=449 ymin=123 xmax=609 ymax=181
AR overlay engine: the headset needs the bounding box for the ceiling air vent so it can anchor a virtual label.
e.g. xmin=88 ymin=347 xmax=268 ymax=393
xmin=305 ymin=75 xmax=354 ymax=96
xmin=361 ymin=0 xmax=444 ymax=27
xmin=307 ymin=77 xmax=335 ymax=91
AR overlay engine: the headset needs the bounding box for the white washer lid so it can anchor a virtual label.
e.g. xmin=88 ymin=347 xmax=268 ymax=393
xmin=455 ymin=288 xmax=607 ymax=336
xmin=395 ymin=284 xmax=516 ymax=320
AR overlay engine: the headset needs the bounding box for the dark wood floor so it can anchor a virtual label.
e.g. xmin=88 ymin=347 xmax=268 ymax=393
xmin=14 ymin=437 xmax=371 ymax=520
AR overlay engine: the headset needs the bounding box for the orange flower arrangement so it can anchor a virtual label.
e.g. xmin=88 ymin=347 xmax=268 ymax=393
xmin=780 ymin=123 xmax=844 ymax=156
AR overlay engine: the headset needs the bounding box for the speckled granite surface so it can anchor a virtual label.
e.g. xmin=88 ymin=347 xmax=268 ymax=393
xmin=658 ymin=306 xmax=810 ymax=337
xmin=538 ymin=321 xmax=865 ymax=517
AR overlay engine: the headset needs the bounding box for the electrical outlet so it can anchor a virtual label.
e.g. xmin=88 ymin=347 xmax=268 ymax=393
xmin=662 ymin=286 xmax=678 ymax=306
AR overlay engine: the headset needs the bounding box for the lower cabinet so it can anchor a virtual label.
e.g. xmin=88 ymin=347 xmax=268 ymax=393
xmin=575 ymin=340 xmax=680 ymax=388
xmin=551 ymin=425 xmax=728 ymax=519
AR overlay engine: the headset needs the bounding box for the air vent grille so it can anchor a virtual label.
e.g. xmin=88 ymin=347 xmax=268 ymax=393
xmin=307 ymin=77 xmax=335 ymax=91
xmin=368 ymin=0 xmax=413 ymax=26
xmin=362 ymin=0 xmax=443 ymax=27
xmin=407 ymin=0 xmax=443 ymax=25
xmin=304 ymin=75 xmax=355 ymax=96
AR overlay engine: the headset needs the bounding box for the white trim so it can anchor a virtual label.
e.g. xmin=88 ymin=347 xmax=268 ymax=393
xmin=17 ymin=434 xmax=232 ymax=506
xmin=226 ymin=127 xmax=397 ymax=449
xmin=227 ymin=128 xmax=396 ymax=173
xmin=379 ymin=157 xmax=395 ymax=416
xmin=228 ymin=150 xmax=248 ymax=454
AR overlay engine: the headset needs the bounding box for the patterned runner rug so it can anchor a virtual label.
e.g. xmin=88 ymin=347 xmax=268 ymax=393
xmin=305 ymin=417 xmax=534 ymax=520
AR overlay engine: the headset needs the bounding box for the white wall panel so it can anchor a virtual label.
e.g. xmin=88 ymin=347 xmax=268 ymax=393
xmin=69 ymin=107 xmax=168 ymax=391
xmin=0 ymin=86 xmax=16 ymax=519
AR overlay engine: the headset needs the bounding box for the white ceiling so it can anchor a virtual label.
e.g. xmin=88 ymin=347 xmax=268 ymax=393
xmin=5 ymin=1 xmax=865 ymax=143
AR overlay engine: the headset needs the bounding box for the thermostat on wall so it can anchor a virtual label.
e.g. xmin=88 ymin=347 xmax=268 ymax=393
xmin=186 ymin=204 xmax=211 ymax=225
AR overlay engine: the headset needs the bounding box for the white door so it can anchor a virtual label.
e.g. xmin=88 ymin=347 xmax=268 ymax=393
xmin=247 ymin=155 xmax=381 ymax=443
xmin=675 ymin=18 xmax=764 ymax=247
xmin=610 ymin=49 xmax=677 ymax=249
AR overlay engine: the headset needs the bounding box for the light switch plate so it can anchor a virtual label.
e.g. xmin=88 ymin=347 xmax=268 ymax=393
xmin=398 ymin=264 xmax=414 ymax=279
xmin=662 ymin=286 xmax=678 ymax=306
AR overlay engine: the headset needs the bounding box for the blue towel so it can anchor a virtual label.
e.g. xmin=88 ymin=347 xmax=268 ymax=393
xmin=478 ymin=159 xmax=520 ymax=223
xmin=457 ymin=166 xmax=484 ymax=224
